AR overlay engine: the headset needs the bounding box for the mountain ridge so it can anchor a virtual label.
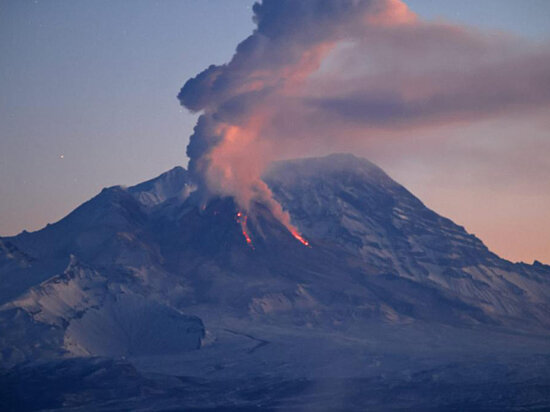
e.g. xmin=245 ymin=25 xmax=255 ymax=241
xmin=1 ymin=153 xmax=550 ymax=410
xmin=2 ymin=154 xmax=549 ymax=321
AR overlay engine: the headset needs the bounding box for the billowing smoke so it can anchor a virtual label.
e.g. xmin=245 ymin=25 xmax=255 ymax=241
xmin=178 ymin=0 xmax=550 ymax=229
xmin=178 ymin=0 xmax=414 ymax=231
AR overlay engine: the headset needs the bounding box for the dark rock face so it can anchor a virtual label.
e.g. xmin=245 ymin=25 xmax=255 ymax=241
xmin=1 ymin=154 xmax=549 ymax=410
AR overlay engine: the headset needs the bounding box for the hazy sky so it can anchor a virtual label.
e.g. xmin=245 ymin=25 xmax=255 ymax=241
xmin=1 ymin=0 xmax=549 ymax=263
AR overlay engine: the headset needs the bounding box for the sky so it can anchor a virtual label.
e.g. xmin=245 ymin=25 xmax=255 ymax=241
xmin=0 ymin=0 xmax=549 ymax=263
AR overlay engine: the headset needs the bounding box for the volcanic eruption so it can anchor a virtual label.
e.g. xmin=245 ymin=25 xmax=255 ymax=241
xmin=177 ymin=0 xmax=416 ymax=246
xmin=177 ymin=0 xmax=550 ymax=250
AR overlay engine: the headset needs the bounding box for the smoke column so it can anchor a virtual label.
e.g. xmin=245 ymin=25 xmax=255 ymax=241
xmin=178 ymin=0 xmax=414 ymax=233
xmin=178 ymin=0 xmax=550 ymax=239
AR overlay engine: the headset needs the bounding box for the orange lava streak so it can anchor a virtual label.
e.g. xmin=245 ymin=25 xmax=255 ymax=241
xmin=236 ymin=212 xmax=254 ymax=247
xmin=290 ymin=229 xmax=310 ymax=247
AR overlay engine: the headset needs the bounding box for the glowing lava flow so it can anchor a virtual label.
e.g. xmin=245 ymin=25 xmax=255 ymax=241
xmin=236 ymin=212 xmax=309 ymax=248
xmin=236 ymin=212 xmax=253 ymax=247
xmin=290 ymin=229 xmax=310 ymax=247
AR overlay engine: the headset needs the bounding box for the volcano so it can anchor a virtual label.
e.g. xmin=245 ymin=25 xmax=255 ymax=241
xmin=1 ymin=154 xmax=549 ymax=411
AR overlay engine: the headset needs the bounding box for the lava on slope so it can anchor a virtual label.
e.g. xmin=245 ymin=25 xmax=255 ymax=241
xmin=236 ymin=211 xmax=254 ymax=248
xmin=235 ymin=210 xmax=309 ymax=248
xmin=290 ymin=229 xmax=310 ymax=247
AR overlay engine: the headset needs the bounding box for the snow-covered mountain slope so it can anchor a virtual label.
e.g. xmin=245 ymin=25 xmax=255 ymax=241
xmin=265 ymin=155 xmax=550 ymax=329
xmin=1 ymin=154 xmax=549 ymax=409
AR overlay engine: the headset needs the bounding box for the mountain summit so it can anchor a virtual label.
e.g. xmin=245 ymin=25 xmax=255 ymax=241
xmin=1 ymin=154 xmax=549 ymax=410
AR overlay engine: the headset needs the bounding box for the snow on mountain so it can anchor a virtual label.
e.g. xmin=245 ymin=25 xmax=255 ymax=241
xmin=1 ymin=154 xmax=549 ymax=410
xmin=265 ymin=154 xmax=550 ymax=328
xmin=127 ymin=166 xmax=192 ymax=208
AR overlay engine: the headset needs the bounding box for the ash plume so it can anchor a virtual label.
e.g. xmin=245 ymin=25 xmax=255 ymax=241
xmin=178 ymin=0 xmax=414 ymax=232
xmin=178 ymin=0 xmax=550 ymax=229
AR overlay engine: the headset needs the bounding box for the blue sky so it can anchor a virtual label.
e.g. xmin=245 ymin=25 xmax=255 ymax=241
xmin=409 ymin=0 xmax=550 ymax=40
xmin=1 ymin=0 xmax=549 ymax=262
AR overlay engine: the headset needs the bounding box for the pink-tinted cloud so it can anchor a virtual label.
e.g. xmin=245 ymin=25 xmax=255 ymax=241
xmin=178 ymin=0 xmax=414 ymax=233
xmin=261 ymin=23 xmax=550 ymax=151
xmin=178 ymin=0 xmax=550 ymax=231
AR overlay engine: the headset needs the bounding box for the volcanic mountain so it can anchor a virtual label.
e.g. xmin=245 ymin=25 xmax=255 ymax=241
xmin=1 ymin=154 xmax=549 ymax=411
